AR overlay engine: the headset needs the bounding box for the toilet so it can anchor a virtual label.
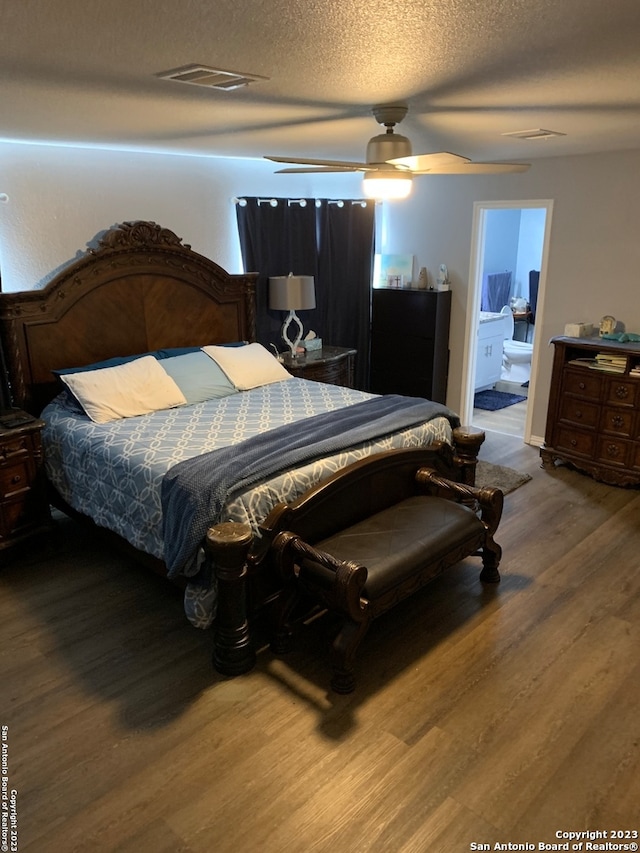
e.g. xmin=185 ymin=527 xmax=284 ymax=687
xmin=500 ymin=306 xmax=533 ymax=382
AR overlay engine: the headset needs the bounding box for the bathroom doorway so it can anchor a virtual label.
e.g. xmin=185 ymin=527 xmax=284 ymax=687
xmin=459 ymin=200 xmax=554 ymax=443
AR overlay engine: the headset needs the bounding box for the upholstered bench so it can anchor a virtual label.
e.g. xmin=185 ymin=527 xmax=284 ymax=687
xmin=258 ymin=446 xmax=503 ymax=693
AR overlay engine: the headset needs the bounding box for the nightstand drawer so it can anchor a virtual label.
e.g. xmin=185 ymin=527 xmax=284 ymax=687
xmin=301 ymin=359 xmax=347 ymax=385
xmin=282 ymin=346 xmax=356 ymax=388
xmin=0 ymin=457 xmax=32 ymax=499
xmin=0 ymin=434 xmax=31 ymax=464
xmin=0 ymin=493 xmax=37 ymax=540
xmin=0 ymin=411 xmax=52 ymax=550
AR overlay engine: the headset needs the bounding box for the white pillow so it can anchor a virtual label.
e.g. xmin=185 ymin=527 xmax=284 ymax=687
xmin=202 ymin=343 xmax=293 ymax=390
xmin=60 ymin=355 xmax=187 ymax=423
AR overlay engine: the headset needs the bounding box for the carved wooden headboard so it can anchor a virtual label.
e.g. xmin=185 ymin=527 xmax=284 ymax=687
xmin=0 ymin=221 xmax=258 ymax=415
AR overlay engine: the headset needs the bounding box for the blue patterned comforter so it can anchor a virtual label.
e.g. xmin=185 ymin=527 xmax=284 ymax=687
xmin=42 ymin=378 xmax=454 ymax=626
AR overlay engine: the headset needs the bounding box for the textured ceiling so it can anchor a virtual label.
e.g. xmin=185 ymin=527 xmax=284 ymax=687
xmin=1 ymin=0 xmax=639 ymax=166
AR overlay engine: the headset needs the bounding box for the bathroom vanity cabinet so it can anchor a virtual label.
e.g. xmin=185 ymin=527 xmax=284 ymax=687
xmin=476 ymin=312 xmax=509 ymax=391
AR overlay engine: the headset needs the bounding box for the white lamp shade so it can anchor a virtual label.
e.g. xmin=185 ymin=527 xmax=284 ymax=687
xmin=269 ymin=274 xmax=316 ymax=310
xmin=362 ymin=171 xmax=413 ymax=200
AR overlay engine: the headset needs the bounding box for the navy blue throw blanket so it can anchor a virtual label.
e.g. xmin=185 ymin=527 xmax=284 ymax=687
xmin=161 ymin=395 xmax=459 ymax=578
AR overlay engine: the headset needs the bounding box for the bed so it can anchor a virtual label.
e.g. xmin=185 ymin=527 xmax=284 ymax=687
xmin=0 ymin=220 xmax=484 ymax=675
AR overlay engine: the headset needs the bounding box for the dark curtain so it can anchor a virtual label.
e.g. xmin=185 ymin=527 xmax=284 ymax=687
xmin=316 ymin=200 xmax=375 ymax=390
xmin=236 ymin=196 xmax=375 ymax=390
xmin=235 ymin=198 xmax=319 ymax=347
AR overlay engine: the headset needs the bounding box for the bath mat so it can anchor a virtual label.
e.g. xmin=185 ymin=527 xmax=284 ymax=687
xmin=475 ymin=460 xmax=531 ymax=494
xmin=474 ymin=390 xmax=527 ymax=411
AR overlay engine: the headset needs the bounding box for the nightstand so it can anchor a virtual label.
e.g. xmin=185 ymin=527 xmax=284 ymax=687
xmin=0 ymin=410 xmax=52 ymax=551
xmin=282 ymin=346 xmax=357 ymax=388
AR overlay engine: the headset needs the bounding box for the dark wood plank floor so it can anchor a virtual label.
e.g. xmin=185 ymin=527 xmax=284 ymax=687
xmin=1 ymin=432 xmax=639 ymax=852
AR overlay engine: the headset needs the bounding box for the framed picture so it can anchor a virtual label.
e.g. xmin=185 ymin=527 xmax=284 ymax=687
xmin=374 ymin=254 xmax=414 ymax=288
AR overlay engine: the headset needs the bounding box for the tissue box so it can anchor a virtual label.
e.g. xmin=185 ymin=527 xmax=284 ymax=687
xmin=302 ymin=337 xmax=322 ymax=351
xmin=564 ymin=323 xmax=594 ymax=338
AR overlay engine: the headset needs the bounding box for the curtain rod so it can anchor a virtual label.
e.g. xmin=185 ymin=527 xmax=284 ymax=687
xmin=232 ymin=197 xmax=369 ymax=207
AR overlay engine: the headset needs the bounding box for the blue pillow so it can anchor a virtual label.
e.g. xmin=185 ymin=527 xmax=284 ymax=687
xmin=159 ymin=351 xmax=237 ymax=403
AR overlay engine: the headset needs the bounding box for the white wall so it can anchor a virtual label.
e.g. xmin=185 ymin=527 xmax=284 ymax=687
xmin=1 ymin=141 xmax=640 ymax=443
xmin=0 ymin=143 xmax=363 ymax=290
xmin=515 ymin=208 xmax=546 ymax=299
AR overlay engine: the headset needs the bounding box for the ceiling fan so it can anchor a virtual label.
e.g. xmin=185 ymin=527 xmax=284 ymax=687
xmin=265 ymin=104 xmax=530 ymax=199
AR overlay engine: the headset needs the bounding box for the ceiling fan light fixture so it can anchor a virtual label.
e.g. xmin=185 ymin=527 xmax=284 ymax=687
xmin=362 ymin=171 xmax=413 ymax=200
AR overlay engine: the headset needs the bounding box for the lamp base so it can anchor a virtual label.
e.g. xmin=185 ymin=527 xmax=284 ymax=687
xmin=282 ymin=310 xmax=304 ymax=357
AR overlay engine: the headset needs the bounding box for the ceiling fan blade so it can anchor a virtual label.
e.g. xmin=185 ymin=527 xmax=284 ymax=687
xmin=420 ymin=162 xmax=531 ymax=174
xmin=274 ymin=166 xmax=361 ymax=174
xmin=388 ymin=152 xmax=471 ymax=171
xmin=265 ymin=154 xmax=369 ymax=170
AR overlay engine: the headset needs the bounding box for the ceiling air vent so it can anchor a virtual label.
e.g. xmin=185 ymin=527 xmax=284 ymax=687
xmin=502 ymin=128 xmax=566 ymax=140
xmin=157 ymin=64 xmax=269 ymax=91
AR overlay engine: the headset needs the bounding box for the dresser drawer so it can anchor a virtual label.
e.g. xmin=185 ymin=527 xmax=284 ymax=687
xmin=555 ymin=426 xmax=595 ymax=458
xmin=596 ymin=435 xmax=633 ymax=468
xmin=600 ymin=406 xmax=634 ymax=437
xmin=562 ymin=369 xmax=602 ymax=400
xmin=558 ymin=397 xmax=599 ymax=429
xmin=604 ymin=377 xmax=637 ymax=407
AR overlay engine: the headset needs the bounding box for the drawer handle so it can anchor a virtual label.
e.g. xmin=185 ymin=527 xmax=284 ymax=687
xmin=570 ymin=439 xmax=577 ymax=447
xmin=615 ymin=385 xmax=629 ymax=400
xmin=575 ymin=410 xmax=583 ymax=419
xmin=11 ymin=474 xmax=22 ymax=484
xmin=578 ymin=382 xmax=586 ymax=390
xmin=611 ymin=415 xmax=624 ymax=428
xmin=607 ymin=444 xmax=621 ymax=458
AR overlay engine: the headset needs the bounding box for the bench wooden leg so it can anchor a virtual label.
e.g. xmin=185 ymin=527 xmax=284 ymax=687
xmin=330 ymin=616 xmax=371 ymax=694
xmin=480 ymin=539 xmax=502 ymax=583
xmin=270 ymin=582 xmax=300 ymax=655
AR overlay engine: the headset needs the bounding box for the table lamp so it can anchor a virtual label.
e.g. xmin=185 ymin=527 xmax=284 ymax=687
xmin=268 ymin=273 xmax=316 ymax=357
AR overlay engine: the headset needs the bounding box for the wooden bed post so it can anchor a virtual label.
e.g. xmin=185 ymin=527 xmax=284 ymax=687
xmin=452 ymin=425 xmax=485 ymax=485
xmin=205 ymin=522 xmax=256 ymax=676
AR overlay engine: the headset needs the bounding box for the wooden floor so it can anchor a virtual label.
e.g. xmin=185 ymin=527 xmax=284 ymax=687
xmin=1 ymin=433 xmax=639 ymax=852
xmin=473 ymin=380 xmax=529 ymax=437
xmin=473 ymin=400 xmax=527 ymax=437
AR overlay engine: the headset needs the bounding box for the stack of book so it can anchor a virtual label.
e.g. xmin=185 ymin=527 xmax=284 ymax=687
xmin=630 ymin=363 xmax=640 ymax=376
xmin=592 ymin=352 xmax=627 ymax=373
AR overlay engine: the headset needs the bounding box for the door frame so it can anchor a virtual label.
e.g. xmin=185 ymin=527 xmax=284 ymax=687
xmin=459 ymin=199 xmax=554 ymax=444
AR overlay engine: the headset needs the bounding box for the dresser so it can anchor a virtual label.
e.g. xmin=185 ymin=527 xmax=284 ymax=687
xmin=369 ymin=288 xmax=451 ymax=404
xmin=282 ymin=346 xmax=356 ymax=388
xmin=540 ymin=336 xmax=640 ymax=486
xmin=0 ymin=410 xmax=52 ymax=550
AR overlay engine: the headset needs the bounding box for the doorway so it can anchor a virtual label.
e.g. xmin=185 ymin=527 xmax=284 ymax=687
xmin=459 ymin=200 xmax=554 ymax=443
